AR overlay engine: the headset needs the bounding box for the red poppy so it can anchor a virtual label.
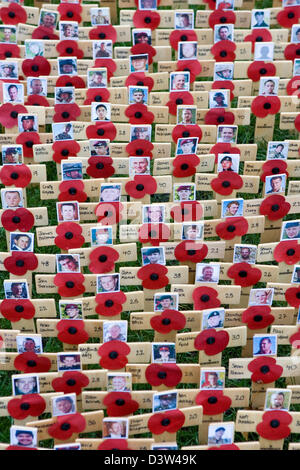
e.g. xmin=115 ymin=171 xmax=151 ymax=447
xmin=25 ymin=94 xmax=50 ymax=107
xmin=194 ymin=328 xmax=229 ymax=356
xmin=52 ymin=140 xmax=80 ymax=164
xmin=98 ymin=340 xmax=131 ymax=370
xmin=32 ymin=26 xmax=59 ymax=40
xmin=22 ymin=56 xmax=51 ymax=78
xmin=0 ymin=2 xmax=27 ymax=24
xmin=54 ymin=273 xmax=86 ymax=297
xmin=172 ymin=155 xmax=200 ymax=177
xmin=169 ymin=30 xmax=198 ymax=51
xmin=4 ymin=252 xmax=38 ymax=276
xmin=0 ymin=103 xmax=27 ymax=128
xmin=285 ymin=286 xmax=300 ymax=307
xmin=247 ymin=61 xmax=276 ymax=82
xmin=210 ymin=143 xmax=240 ymax=161
xmin=208 ymin=444 xmax=240 ymax=450
xmin=251 ymin=96 xmax=281 ymax=118
xmin=295 ymin=114 xmax=300 ymax=132
xmin=125 ymin=175 xmax=157 ymax=199
xmin=170 ymin=201 xmax=203 ymax=222
xmin=56 ymin=319 xmax=89 ymax=345
xmin=7 ymin=394 xmax=46 ymax=420
xmin=56 ymin=40 xmax=84 ymax=59
xmin=83 ymin=88 xmax=110 ymax=105
xmin=98 ymin=440 xmax=131 ymax=450
xmin=87 ymin=157 xmax=115 ymax=179
xmin=208 ymin=9 xmax=236 ymax=28
xmin=55 ymin=222 xmax=84 ymax=250
xmin=204 ymin=108 xmax=235 ymax=125
xmin=286 ymin=76 xmax=300 ymax=98
xmin=274 ymin=240 xmax=300 ymax=265
xmin=261 ymin=160 xmax=288 ymax=182
xmin=244 ymin=29 xmax=273 ymax=53
xmin=227 ymin=262 xmax=262 ymax=287
xmin=56 ymin=75 xmax=85 ymax=88
xmin=52 ymin=371 xmax=89 ymax=396
xmin=103 ymin=392 xmax=139 ymax=416
xmin=0 ymin=44 xmax=20 ymax=59
xmin=86 ymin=122 xmax=117 ymax=141
xmin=289 ymin=328 xmax=300 ymax=349
xmin=133 ymin=10 xmax=161 ymax=30
xmin=174 ymin=240 xmax=208 ymax=263
xmin=284 ymin=43 xmax=300 ymax=61
xmin=0 ymin=164 xmax=32 ymax=188
xmin=248 ymin=356 xmax=283 ymax=384
xmin=131 ymin=44 xmax=156 ymax=64
xmin=125 ymin=72 xmax=154 ymax=92
xmin=242 ymin=306 xmax=274 ymax=330
xmin=212 ymin=80 xmax=234 ymax=101
xmin=150 ymin=309 xmax=186 ymax=334
xmin=203 ymin=0 xmax=217 ymax=8
xmin=137 ymin=264 xmax=169 ymax=289
xmin=0 ymin=299 xmax=35 ymax=322
xmin=16 ymin=132 xmax=41 ymax=159
xmin=6 ymin=446 xmax=37 ymax=451
xmin=94 ymin=59 xmax=117 ymax=78
xmin=14 ymin=352 xmax=51 ymax=373
xmin=58 ymin=180 xmax=87 ymax=202
xmin=58 ymin=2 xmax=82 ymax=22
xmin=148 ymin=410 xmax=185 ymax=434
xmin=193 ymin=286 xmax=221 ymax=310
xmin=259 ymin=195 xmax=290 ymax=221
xmin=277 ymin=6 xmax=300 ymax=28
xmin=125 ymin=103 xmax=154 ymax=124
xmin=256 ymin=411 xmax=292 ymax=440
xmin=167 ymin=91 xmax=194 ymax=116
xmin=215 ymin=217 xmax=248 ymax=240
xmin=95 ymin=202 xmax=123 ymax=225
xmin=145 ymin=363 xmax=182 ymax=387
xmin=176 ymin=60 xmax=202 ymax=82
xmin=48 ymin=413 xmax=86 ymax=440
xmin=126 ymin=139 xmax=154 ymax=158
xmin=89 ymin=246 xmax=119 ymax=274
xmin=1 ymin=208 xmax=34 ymax=232
xmin=195 ymin=390 xmax=232 ymax=415
xmin=138 ymin=223 xmax=170 ymax=246
xmin=172 ymin=124 xmax=202 ymax=143
xmin=211 ymin=171 xmax=243 ymax=196
xmin=89 ymin=25 xmax=117 ymax=43
xmin=53 ymin=103 xmax=81 ymax=122
xmin=211 ymin=40 xmax=236 ymax=62
xmin=95 ymin=291 xmax=127 ymax=317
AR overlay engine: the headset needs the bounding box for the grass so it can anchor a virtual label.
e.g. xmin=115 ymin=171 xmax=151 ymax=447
xmin=0 ymin=0 xmax=299 ymax=450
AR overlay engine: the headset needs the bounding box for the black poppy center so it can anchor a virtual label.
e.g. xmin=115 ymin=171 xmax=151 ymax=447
xmin=217 ymin=116 xmax=225 ymax=123
xmin=288 ymin=11 xmax=295 ymax=18
xmin=105 ymin=299 xmax=114 ymax=307
xmin=161 ymin=418 xmax=170 ymax=426
xmin=99 ymin=254 xmax=107 ymax=262
xmin=61 ymin=423 xmax=71 ymax=431
xmin=20 ymin=402 xmax=30 ymax=410
xmin=137 ymin=81 xmax=144 ymax=86
xmin=26 ymin=141 xmax=33 ymax=148
xmin=227 ymin=225 xmax=236 ymax=232
xmin=27 ymin=360 xmax=36 ymax=367
xmin=259 ymin=68 xmax=267 ymax=75
xmin=43 ymin=35 xmax=50 ymax=40
xmin=66 ymin=47 xmax=73 ymax=54
xmin=135 ymin=112 xmax=142 ymax=118
xmin=150 ymin=273 xmax=159 ymax=280
xmin=31 ymin=65 xmax=39 ymax=72
xmin=136 ymin=149 xmax=143 ymax=155
xmin=68 ymin=327 xmax=77 ymax=335
xmin=65 ymin=232 xmax=73 ymax=239
xmin=136 ymin=184 xmax=144 ymax=191
xmin=254 ymin=315 xmax=263 ymax=322
xmin=12 ymin=216 xmax=20 ymax=223
xmin=145 ymin=16 xmax=151 ymax=23
xmin=206 ymin=336 xmax=215 ymax=345
xmin=260 ymin=365 xmax=270 ymax=374
xmin=220 ymin=16 xmax=227 ymax=23
xmin=297 ymin=292 xmax=300 ymax=299
xmin=10 ymin=172 xmax=19 ymax=180
xmin=66 ymin=379 xmax=76 ymax=386
xmin=180 ymin=35 xmax=187 ymax=41
xmin=270 ymin=419 xmax=280 ymax=428
xmin=255 ymin=36 xmax=263 ymax=42
xmin=187 ymin=249 xmax=196 ymax=256
xmin=96 ymin=162 xmax=104 ymax=169
xmin=181 ymin=208 xmax=188 ymax=215
xmin=220 ymin=51 xmax=227 ymax=57
xmin=67 ymin=11 xmax=74 ymax=17
xmin=61 ymin=149 xmax=69 ymax=156
xmin=208 ymin=396 xmax=218 ymax=404
xmin=62 ymin=111 xmax=70 ymax=119
xmin=116 ymin=399 xmax=125 ymax=406
xmin=238 ymin=270 xmax=247 ymax=278
xmin=287 ymin=249 xmax=295 ymax=256
xmin=271 ymin=204 xmax=279 ymax=212
xmin=97 ymin=128 xmax=105 ymax=136
xmin=158 ymin=371 xmax=167 ymax=379
xmin=104 ymin=211 xmax=112 ymax=217
xmin=149 ymin=230 xmax=156 ymax=238
xmin=263 ymin=102 xmax=271 ymax=110
xmin=68 ymin=187 xmax=77 ymax=195
xmin=162 ymin=318 xmax=171 ymax=325
xmin=15 ymin=305 xmax=24 ymax=313
xmin=297 ymin=49 xmax=300 ymax=56
xmin=8 ymin=11 xmax=15 ymax=18
xmin=181 ymin=163 xmax=189 ymax=170
xmin=10 ymin=111 xmax=18 ymax=119
xmin=182 ymin=131 xmax=190 ymax=137
xmin=94 ymin=95 xmax=102 ymax=103
xmin=16 ymin=260 xmax=24 ymax=267
xmin=271 ymin=167 xmax=280 ymax=174
xmin=222 ymin=180 xmax=230 ymax=188
xmin=66 ymin=281 xmax=75 ymax=288
xmin=5 ymin=51 xmax=12 ymax=58
xmin=99 ymin=33 xmax=106 ymax=39
xmin=176 ymin=98 xmax=183 ymax=105
xmin=200 ymin=294 xmax=210 ymax=302
xmin=109 ymin=351 xmax=118 ymax=359
xmin=65 ymin=82 xmax=73 ymax=87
